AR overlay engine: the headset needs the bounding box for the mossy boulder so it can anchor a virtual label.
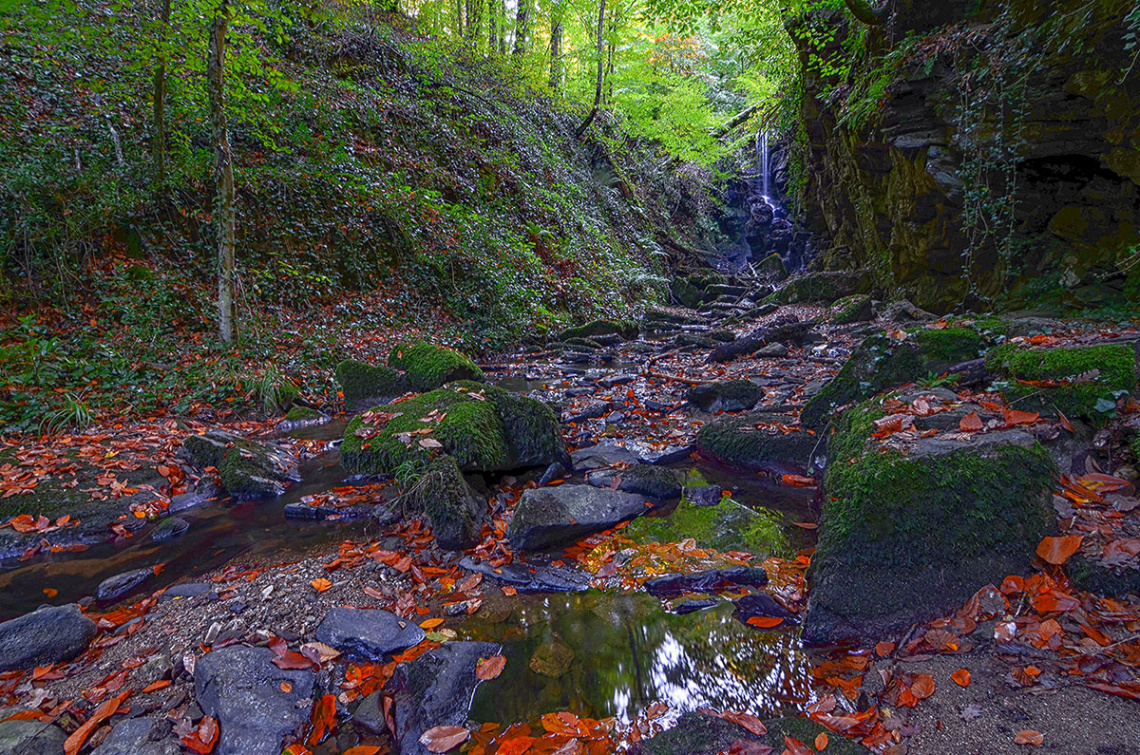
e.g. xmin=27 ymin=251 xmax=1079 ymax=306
xmin=283 ymin=406 xmax=321 ymax=423
xmin=335 ymin=359 xmax=408 ymax=410
xmin=557 ymin=319 xmax=638 ymax=342
xmin=670 ymin=277 xmax=705 ymax=309
xmin=409 ymin=456 xmax=486 ymax=551
xmin=800 ymin=328 xmax=988 ymax=429
xmin=829 ymin=294 xmax=873 ymax=324
xmin=180 ymin=429 xmax=299 ymax=499
xmin=623 ymin=496 xmax=788 ymax=558
xmin=756 ymin=253 xmax=788 ymax=280
xmin=695 ymin=412 xmax=819 ymax=471
xmin=804 ymin=401 xmax=1056 ymax=644
xmin=768 ymin=271 xmax=859 ymax=305
xmin=985 ymin=342 xmax=1137 ymax=419
xmin=341 ymin=382 xmax=568 ymax=475
xmin=686 ymin=380 xmax=765 ymax=413
xmin=387 ymin=342 xmax=484 ymax=393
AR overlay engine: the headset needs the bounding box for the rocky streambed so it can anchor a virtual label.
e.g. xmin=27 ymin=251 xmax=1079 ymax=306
xmin=2 ymin=269 xmax=1140 ymax=754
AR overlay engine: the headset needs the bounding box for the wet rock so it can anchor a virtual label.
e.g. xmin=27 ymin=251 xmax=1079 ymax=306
xmin=508 ymin=485 xmax=654 ymax=550
xmin=518 ymin=565 xmax=590 ymax=593
xmin=627 ymin=711 xmax=764 ymax=755
xmin=644 ymin=566 xmax=768 ymax=599
xmin=314 ymin=607 xmax=426 ymax=659
xmin=686 ymin=380 xmax=765 ymax=412
xmin=830 ymin=294 xmax=874 ymax=324
xmin=351 ymin=691 xmax=387 ymax=734
xmin=881 ymin=299 xmax=936 ymax=322
xmin=459 ymin=555 xmax=536 ymax=586
xmin=0 ymin=604 xmax=96 ymax=672
xmin=97 ymin=568 xmax=154 ymax=602
xmin=390 ymin=641 xmax=500 ymax=755
xmin=623 ymin=440 xmax=695 ymax=466
xmin=569 ymin=443 xmax=637 ymax=470
xmin=755 ymin=342 xmax=789 ymax=358
xmin=160 ymin=583 xmax=212 ymax=601
xmin=561 ymin=401 xmax=610 ymax=423
xmin=0 ymin=719 xmax=68 ymax=755
xmin=586 ymin=464 xmax=681 ymax=500
xmin=672 ymin=598 xmax=719 ymax=614
xmin=150 ymin=516 xmax=189 ymax=541
xmin=733 ymin=593 xmax=797 ymax=626
xmin=684 ymin=486 xmax=723 ymax=507
xmin=529 ymin=639 xmax=574 ymax=677
xmin=282 ymin=502 xmax=373 ymax=520
xmin=695 ymin=412 xmax=817 ymax=471
xmin=805 ymin=401 xmax=1056 ymax=645
xmin=91 ymin=717 xmax=179 ymax=755
xmin=537 ymin=461 xmax=569 ymax=486
xmin=756 ymin=253 xmax=788 ymax=280
xmin=341 ymin=382 xmax=568 ymax=476
xmin=407 ymin=455 xmax=486 ymax=550
xmin=194 ymin=644 xmax=315 ymax=755
xmin=707 ymin=317 xmax=813 ymax=363
xmin=770 ymin=271 xmax=860 ymax=305
xmin=644 ymin=306 xmax=706 ymax=326
xmin=180 ymin=429 xmax=300 ymax=499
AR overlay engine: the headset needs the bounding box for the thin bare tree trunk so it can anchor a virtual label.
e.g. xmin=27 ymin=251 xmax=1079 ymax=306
xmin=512 ymin=0 xmax=529 ymax=56
xmin=574 ymin=0 xmax=606 ymax=138
xmin=153 ymin=0 xmax=171 ymax=191
xmin=208 ymin=0 xmax=236 ymax=344
xmin=488 ymin=0 xmax=497 ymax=52
xmin=549 ymin=0 xmax=562 ymax=89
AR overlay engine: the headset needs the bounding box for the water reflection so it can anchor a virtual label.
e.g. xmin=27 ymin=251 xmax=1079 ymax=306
xmin=463 ymin=591 xmax=813 ymax=727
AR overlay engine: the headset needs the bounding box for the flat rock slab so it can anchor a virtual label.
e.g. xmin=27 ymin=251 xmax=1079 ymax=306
xmin=0 ymin=719 xmax=68 ymax=755
xmin=194 ymin=644 xmax=316 ymax=755
xmin=391 ymin=641 xmax=501 ymax=755
xmin=623 ymin=440 xmax=695 ymax=466
xmin=160 ymin=583 xmax=213 ymax=600
xmin=0 ymin=604 xmax=96 ymax=672
xmin=91 ymin=717 xmax=179 ymax=755
xmin=314 ymin=607 xmax=425 ymax=659
xmin=644 ymin=566 xmax=768 ymax=599
xmin=96 ymin=567 xmax=154 ymax=602
xmin=570 ymin=443 xmax=638 ymax=470
xmin=458 ymin=557 xmax=590 ymax=592
xmin=586 ymin=464 xmax=681 ymax=500
xmin=733 ymin=593 xmax=798 ymax=627
xmin=508 ymin=485 xmax=653 ymax=550
xmin=282 ymin=502 xmax=374 ymax=521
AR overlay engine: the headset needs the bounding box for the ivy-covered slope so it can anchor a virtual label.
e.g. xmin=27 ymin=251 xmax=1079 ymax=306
xmin=0 ymin=6 xmax=687 ymax=342
xmin=790 ymin=0 xmax=1140 ymax=313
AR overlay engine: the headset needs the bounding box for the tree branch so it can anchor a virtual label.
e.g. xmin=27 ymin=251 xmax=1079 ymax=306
xmin=843 ymin=0 xmax=887 ymax=25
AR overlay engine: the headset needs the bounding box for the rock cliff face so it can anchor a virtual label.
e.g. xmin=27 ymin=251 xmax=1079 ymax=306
xmin=793 ymin=0 xmax=1140 ymax=312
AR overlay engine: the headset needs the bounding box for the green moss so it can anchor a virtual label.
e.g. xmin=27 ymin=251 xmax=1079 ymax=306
xmin=411 ymin=455 xmax=484 ymax=549
xmin=830 ymin=294 xmax=873 ymax=324
xmin=986 ymin=343 xmax=1136 ymax=418
xmin=971 ymin=316 xmax=1009 ymax=335
xmin=341 ymin=381 xmax=565 ymax=475
xmin=694 ymin=412 xmax=818 ymax=469
xmin=671 ymin=277 xmax=704 ymax=309
xmin=387 ymin=342 xmax=484 ymax=392
xmin=284 ymin=406 xmax=321 ymax=423
xmin=623 ymin=497 xmax=789 ymax=557
xmin=913 ymin=327 xmax=987 ymax=365
xmin=814 ymin=441 xmax=1055 ymax=619
xmin=762 ymin=719 xmax=868 ymax=754
xmin=1131 ymin=433 xmax=1140 ymax=463
xmin=334 ymin=359 xmax=407 ymax=408
xmin=557 ymin=319 xmax=638 ymax=341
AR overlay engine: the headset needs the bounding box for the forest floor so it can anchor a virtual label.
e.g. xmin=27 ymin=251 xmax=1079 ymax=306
xmin=1 ymin=287 xmax=1140 ymax=755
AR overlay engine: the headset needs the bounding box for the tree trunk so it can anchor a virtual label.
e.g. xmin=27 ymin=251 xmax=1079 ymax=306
xmin=574 ymin=0 xmax=606 ymax=138
xmin=843 ymin=0 xmax=887 ymax=25
xmin=488 ymin=0 xmax=497 ymax=52
xmin=454 ymin=0 xmax=463 ymax=37
xmin=465 ymin=0 xmax=482 ymax=47
xmin=512 ymin=0 xmax=529 ymax=56
xmin=208 ymin=0 xmax=236 ymax=344
xmin=549 ymin=0 xmax=562 ymax=89
xmin=152 ymin=0 xmax=171 ymax=191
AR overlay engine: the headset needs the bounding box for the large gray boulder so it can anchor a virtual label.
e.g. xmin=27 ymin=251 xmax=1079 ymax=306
xmin=314 ymin=608 xmax=425 ymax=659
xmin=0 ymin=719 xmax=68 ymax=755
xmin=508 ymin=485 xmax=654 ymax=550
xmin=194 ymin=645 xmax=316 ymax=755
xmin=0 ymin=604 xmax=96 ymax=672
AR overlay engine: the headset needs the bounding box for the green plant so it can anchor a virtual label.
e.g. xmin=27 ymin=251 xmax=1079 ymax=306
xmin=39 ymin=393 xmax=94 ymax=435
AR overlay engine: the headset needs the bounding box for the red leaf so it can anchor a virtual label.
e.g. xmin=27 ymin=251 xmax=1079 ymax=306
xmin=720 ymin=710 xmax=767 ymax=736
xmin=951 ymin=669 xmax=971 ymax=688
xmin=1014 ymin=730 xmax=1044 ymax=746
xmin=476 ymin=655 xmax=506 ymax=681
xmin=418 ymin=725 xmax=470 ymax=753
xmin=1036 ymin=535 xmax=1083 ymax=565
xmin=959 ymin=412 xmax=983 ymax=432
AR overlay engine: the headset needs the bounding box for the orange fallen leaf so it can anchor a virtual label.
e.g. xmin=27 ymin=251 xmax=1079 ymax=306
xmin=784 ymin=736 xmax=813 ymax=755
xmin=911 ymin=673 xmax=935 ymax=700
xmin=420 ymin=618 xmax=445 ymax=629
xmin=959 ymin=412 xmax=984 ymax=432
xmin=875 ymin=641 xmax=895 ymax=657
xmin=1014 ymin=730 xmax=1044 ymax=746
xmin=419 ymin=725 xmax=470 ymax=753
xmin=781 ymin=474 xmax=816 ymax=487
xmin=142 ymin=680 xmax=171 ymax=693
xmin=721 ymin=710 xmax=767 ymax=736
xmin=343 ymin=747 xmax=385 ymax=755
xmin=311 ymin=578 xmax=333 ymax=592
xmin=42 ymin=588 xmax=58 ymax=598
xmin=181 ymin=716 xmax=219 ymax=754
xmin=476 ymin=655 xmax=506 ymax=681
xmin=951 ymin=669 xmax=971 ymax=688
xmin=280 ymin=682 xmax=293 ymax=693
xmin=746 ymin=616 xmax=784 ymax=629
xmin=1036 ymin=535 xmax=1083 ymax=565
xmin=815 ymin=732 xmax=829 ymax=750
xmin=1004 ymin=409 xmax=1040 ymax=426
xmin=64 ymin=688 xmax=132 ymax=755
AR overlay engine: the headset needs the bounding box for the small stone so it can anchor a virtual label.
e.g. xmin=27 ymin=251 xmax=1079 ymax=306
xmin=314 ymin=607 xmax=425 ymax=659
xmin=204 ymin=623 xmax=222 ymax=645
xmin=530 ymin=639 xmax=574 ymax=678
xmin=97 ymin=568 xmax=154 ymax=602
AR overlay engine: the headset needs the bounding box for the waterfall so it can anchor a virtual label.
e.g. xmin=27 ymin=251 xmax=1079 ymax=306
xmin=759 ymin=129 xmax=770 ymax=199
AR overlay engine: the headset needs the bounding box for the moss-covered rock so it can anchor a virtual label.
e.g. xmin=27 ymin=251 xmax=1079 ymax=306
xmin=686 ymin=380 xmax=765 ymax=413
xmin=756 ymin=253 xmax=788 ymax=280
xmin=283 ymin=406 xmax=321 ymax=423
xmin=623 ymin=496 xmax=789 ymax=557
xmin=769 ymin=271 xmax=860 ymax=305
xmin=986 ymin=342 xmax=1137 ymax=419
xmin=341 ymin=382 xmax=567 ymax=475
xmin=800 ymin=328 xmax=988 ymax=429
xmin=181 ymin=429 xmax=300 ymax=499
xmin=557 ymin=319 xmax=638 ymax=342
xmin=409 ymin=456 xmax=486 ymax=550
xmin=670 ymin=277 xmax=705 ymax=309
xmin=335 ymin=359 xmax=407 ymax=410
xmin=805 ymin=404 xmax=1056 ymax=644
xmin=387 ymin=342 xmax=483 ymax=393
xmin=695 ymin=412 xmax=818 ymax=471
xmin=830 ymin=294 xmax=873 ymax=324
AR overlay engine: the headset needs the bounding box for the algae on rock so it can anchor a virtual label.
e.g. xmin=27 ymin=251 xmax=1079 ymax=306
xmin=387 ymin=342 xmax=484 ymax=392
xmin=335 ymin=359 xmax=408 ymax=410
xmin=986 ymin=342 xmax=1137 ymax=419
